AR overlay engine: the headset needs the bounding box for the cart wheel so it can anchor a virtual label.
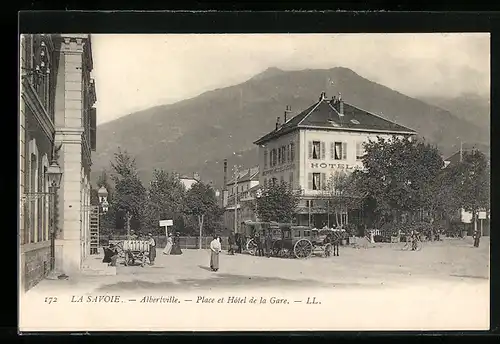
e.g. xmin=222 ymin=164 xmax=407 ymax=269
xmin=246 ymin=239 xmax=257 ymax=256
xmin=324 ymin=243 xmax=332 ymax=257
xmin=294 ymin=239 xmax=313 ymax=259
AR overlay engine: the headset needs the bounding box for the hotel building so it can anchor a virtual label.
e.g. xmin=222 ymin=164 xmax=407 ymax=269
xmin=20 ymin=34 xmax=97 ymax=291
xmin=253 ymin=92 xmax=417 ymax=228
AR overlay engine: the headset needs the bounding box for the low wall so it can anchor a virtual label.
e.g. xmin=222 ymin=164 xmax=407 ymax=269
xmin=100 ymin=236 xmax=230 ymax=250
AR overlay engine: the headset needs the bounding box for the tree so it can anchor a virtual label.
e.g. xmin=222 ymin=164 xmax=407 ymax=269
xmin=324 ymin=171 xmax=363 ymax=227
xmin=183 ymin=181 xmax=223 ymax=248
xmin=110 ymin=149 xmax=147 ymax=236
xmin=255 ymin=180 xmax=301 ymax=223
xmin=145 ymin=169 xmax=186 ymax=235
xmin=456 ymin=150 xmax=490 ymax=233
xmin=357 ymin=136 xmax=444 ymax=225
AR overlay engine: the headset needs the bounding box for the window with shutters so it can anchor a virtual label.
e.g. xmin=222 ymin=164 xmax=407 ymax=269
xmin=264 ymin=150 xmax=268 ymax=168
xmin=286 ymin=145 xmax=291 ymax=162
xmin=312 ymin=173 xmax=321 ymax=190
xmin=356 ymin=141 xmax=365 ymax=160
xmin=334 ymin=142 xmax=347 ymax=160
xmin=278 ymin=147 xmax=282 ymax=164
xmin=290 ymin=142 xmax=295 ymax=162
xmin=271 ymin=149 xmax=277 ymax=167
xmin=312 ymin=141 xmax=320 ymax=159
xmin=281 ymin=146 xmax=287 ymax=164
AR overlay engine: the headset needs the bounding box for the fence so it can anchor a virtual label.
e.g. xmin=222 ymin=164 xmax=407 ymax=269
xmin=101 ymin=236 xmax=230 ymax=250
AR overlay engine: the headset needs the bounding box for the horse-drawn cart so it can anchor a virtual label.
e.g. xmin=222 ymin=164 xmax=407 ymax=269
xmin=115 ymin=240 xmax=150 ymax=267
xmin=242 ymin=221 xmax=338 ymax=259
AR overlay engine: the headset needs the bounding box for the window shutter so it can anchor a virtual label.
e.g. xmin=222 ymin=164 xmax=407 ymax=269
xmin=264 ymin=150 xmax=268 ymax=168
xmin=330 ymin=142 xmax=334 ymax=159
xmin=342 ymin=142 xmax=347 ymax=160
xmin=287 ymin=145 xmax=291 ymax=162
xmin=291 ymin=143 xmax=295 ymax=162
xmin=321 ymin=173 xmax=326 ymax=190
xmin=308 ymin=141 xmax=313 ymax=159
xmin=90 ymin=108 xmax=97 ymax=151
xmin=321 ymin=141 xmax=326 ymax=160
xmin=308 ymin=173 xmax=313 ymax=190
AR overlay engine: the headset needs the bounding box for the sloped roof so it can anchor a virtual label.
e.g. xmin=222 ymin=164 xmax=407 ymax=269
xmin=227 ymin=166 xmax=259 ymax=185
xmin=444 ymin=144 xmax=491 ymax=167
xmin=254 ymin=95 xmax=417 ymax=145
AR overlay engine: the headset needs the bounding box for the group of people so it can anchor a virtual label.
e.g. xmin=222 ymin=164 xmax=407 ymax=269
xmin=252 ymin=232 xmax=273 ymax=258
xmin=227 ymin=232 xmax=245 ymax=255
xmin=102 ymin=230 xmax=183 ymax=267
xmin=162 ymin=232 xmax=183 ymax=256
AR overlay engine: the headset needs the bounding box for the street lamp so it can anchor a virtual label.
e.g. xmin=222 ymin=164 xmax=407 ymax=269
xmin=47 ymin=155 xmax=63 ymax=271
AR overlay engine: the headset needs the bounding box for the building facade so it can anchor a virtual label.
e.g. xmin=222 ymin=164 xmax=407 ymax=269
xmin=20 ymin=34 xmax=97 ymax=291
xmin=254 ymin=92 xmax=417 ymax=228
xmin=224 ymin=166 xmax=260 ymax=232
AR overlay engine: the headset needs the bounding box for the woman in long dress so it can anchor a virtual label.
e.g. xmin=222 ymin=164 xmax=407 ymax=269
xmin=170 ymin=232 xmax=183 ymax=255
xmin=163 ymin=233 xmax=173 ymax=255
xmin=210 ymin=235 xmax=221 ymax=271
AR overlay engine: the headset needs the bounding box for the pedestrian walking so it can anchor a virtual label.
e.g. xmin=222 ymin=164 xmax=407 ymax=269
xmin=163 ymin=233 xmax=173 ymax=255
xmin=228 ymin=232 xmax=235 ymax=255
xmin=210 ymin=235 xmax=221 ymax=271
xmin=171 ymin=232 xmax=183 ymax=255
xmin=235 ymin=233 xmax=242 ymax=253
xmin=147 ymin=233 xmax=156 ymax=265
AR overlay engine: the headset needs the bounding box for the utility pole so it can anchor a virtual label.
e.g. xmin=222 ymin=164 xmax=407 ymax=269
xmin=233 ymin=165 xmax=240 ymax=234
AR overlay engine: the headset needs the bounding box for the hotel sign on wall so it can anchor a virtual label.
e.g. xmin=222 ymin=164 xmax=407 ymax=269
xmin=262 ymin=163 xmax=295 ymax=176
xmin=310 ymin=162 xmax=362 ymax=171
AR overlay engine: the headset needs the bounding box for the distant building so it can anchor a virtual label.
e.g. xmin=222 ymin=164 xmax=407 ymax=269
xmin=253 ymin=92 xmax=417 ymax=228
xmin=179 ymin=172 xmax=200 ymax=190
xmin=224 ymin=166 xmax=260 ymax=232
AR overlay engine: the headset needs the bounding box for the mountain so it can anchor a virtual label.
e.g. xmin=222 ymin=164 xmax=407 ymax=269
xmin=93 ymin=67 xmax=490 ymax=189
xmin=419 ymin=94 xmax=490 ymax=133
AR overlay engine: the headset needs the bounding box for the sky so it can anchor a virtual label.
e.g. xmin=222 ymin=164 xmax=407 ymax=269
xmin=91 ymin=33 xmax=490 ymax=125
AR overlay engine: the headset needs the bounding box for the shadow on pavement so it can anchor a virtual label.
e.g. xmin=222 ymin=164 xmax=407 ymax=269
xmin=198 ymin=265 xmax=212 ymax=271
xmin=93 ymin=273 xmax=375 ymax=292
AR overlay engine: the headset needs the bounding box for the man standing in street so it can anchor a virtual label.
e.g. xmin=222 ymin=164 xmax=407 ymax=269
xmin=265 ymin=231 xmax=273 ymax=258
xmin=147 ymin=233 xmax=156 ymax=265
xmin=473 ymin=229 xmax=481 ymax=248
xmin=228 ymin=232 xmax=235 ymax=255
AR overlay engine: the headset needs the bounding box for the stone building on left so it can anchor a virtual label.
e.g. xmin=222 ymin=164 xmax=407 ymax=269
xmin=19 ymin=34 xmax=97 ymax=292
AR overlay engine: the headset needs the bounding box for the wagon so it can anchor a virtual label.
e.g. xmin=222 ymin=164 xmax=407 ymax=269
xmin=242 ymin=221 xmax=336 ymax=259
xmin=115 ymin=240 xmax=150 ymax=267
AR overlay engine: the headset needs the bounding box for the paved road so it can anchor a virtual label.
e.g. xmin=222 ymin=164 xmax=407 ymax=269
xmin=20 ymin=237 xmax=489 ymax=331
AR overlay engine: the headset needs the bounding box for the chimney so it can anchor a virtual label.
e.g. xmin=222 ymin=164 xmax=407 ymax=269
xmin=223 ymin=159 xmax=228 ymax=190
xmin=319 ymin=92 xmax=326 ymax=101
xmin=275 ymin=116 xmax=281 ymax=130
xmin=193 ymin=172 xmax=200 ymax=181
xmin=338 ymin=92 xmax=344 ymax=116
xmin=284 ymin=105 xmax=292 ymax=123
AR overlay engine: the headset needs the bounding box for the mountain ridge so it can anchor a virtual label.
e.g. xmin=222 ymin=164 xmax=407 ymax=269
xmin=93 ymin=66 xmax=489 ymax=189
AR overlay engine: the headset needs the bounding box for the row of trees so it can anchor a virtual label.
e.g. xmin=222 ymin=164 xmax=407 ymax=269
xmin=253 ymin=136 xmax=490 ymax=233
xmin=93 ymin=149 xmax=223 ymax=237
